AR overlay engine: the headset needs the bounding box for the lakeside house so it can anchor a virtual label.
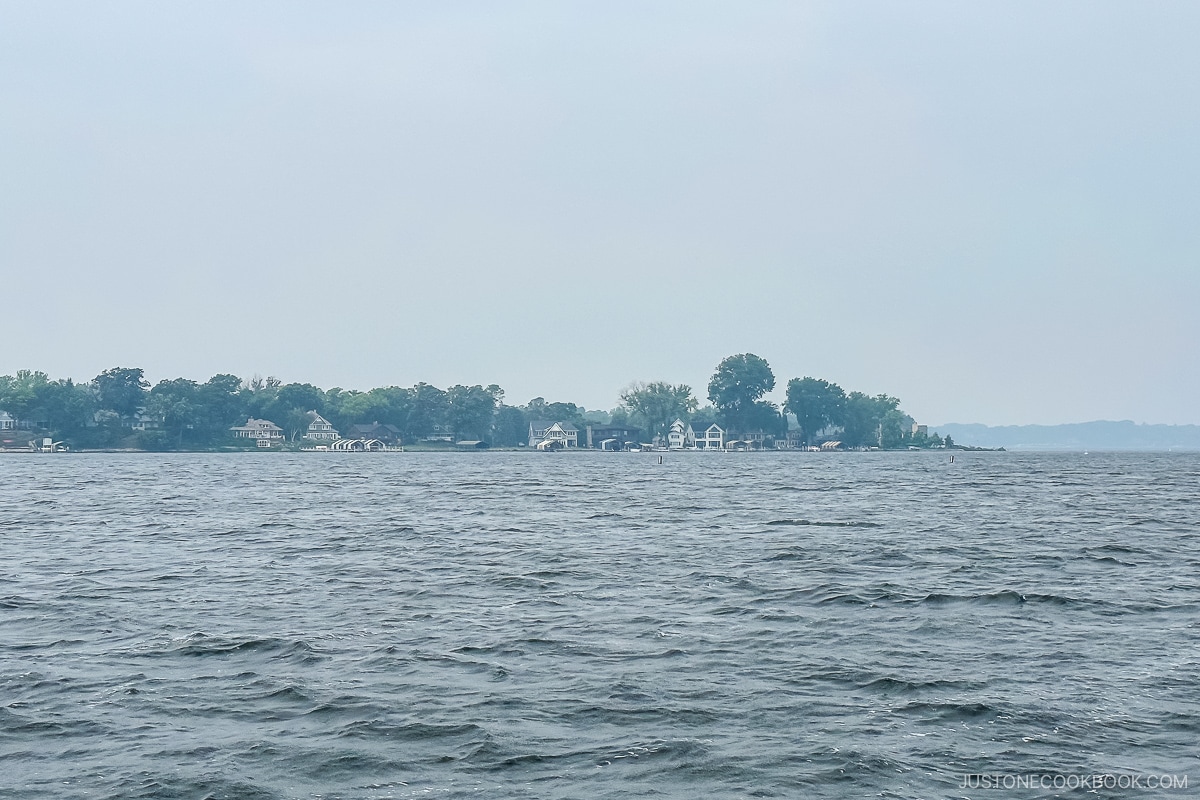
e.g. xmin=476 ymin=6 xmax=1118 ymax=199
xmin=130 ymin=412 xmax=159 ymax=432
xmin=423 ymin=423 xmax=455 ymax=443
xmin=587 ymin=424 xmax=641 ymax=450
xmin=231 ymin=418 xmax=284 ymax=446
xmin=305 ymin=411 xmax=339 ymax=441
xmin=694 ymin=423 xmax=726 ymax=450
xmin=667 ymin=419 xmax=696 ymax=450
xmin=529 ymin=420 xmax=579 ymax=449
xmin=0 ymin=411 xmax=15 ymax=431
xmin=344 ymin=422 xmax=402 ymax=445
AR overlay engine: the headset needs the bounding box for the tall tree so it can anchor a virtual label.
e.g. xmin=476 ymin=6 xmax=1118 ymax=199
xmin=242 ymin=375 xmax=282 ymax=419
xmin=194 ymin=374 xmax=246 ymax=441
xmin=880 ymin=408 xmax=910 ymax=449
xmin=0 ymin=370 xmax=50 ymax=423
xmin=271 ymin=383 xmax=326 ymax=418
xmin=147 ymin=379 xmax=200 ymax=447
xmin=493 ymin=404 xmax=529 ymax=446
xmin=523 ymin=397 xmax=586 ymax=431
xmin=281 ymin=407 xmax=314 ymax=442
xmin=619 ymin=381 xmax=697 ymax=442
xmin=707 ymin=354 xmax=775 ymax=435
xmin=34 ymin=378 xmax=95 ymax=437
xmin=339 ymin=386 xmax=413 ymax=430
xmin=745 ymin=399 xmax=787 ymax=439
xmin=405 ymin=382 xmax=448 ymax=440
xmin=93 ymin=367 xmax=149 ymax=419
xmin=446 ymin=384 xmax=501 ymax=441
xmin=841 ymin=392 xmax=901 ymax=448
xmin=784 ymin=377 xmax=847 ymax=445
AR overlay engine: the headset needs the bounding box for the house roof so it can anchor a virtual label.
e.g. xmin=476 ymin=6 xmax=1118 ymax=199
xmin=590 ymin=425 xmax=639 ymax=435
xmin=530 ymin=420 xmax=578 ymax=432
xmin=347 ymin=422 xmax=401 ymax=434
xmin=231 ymin=418 xmax=283 ymax=431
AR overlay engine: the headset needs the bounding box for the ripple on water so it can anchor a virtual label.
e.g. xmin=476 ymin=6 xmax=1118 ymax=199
xmin=1 ymin=451 xmax=1198 ymax=798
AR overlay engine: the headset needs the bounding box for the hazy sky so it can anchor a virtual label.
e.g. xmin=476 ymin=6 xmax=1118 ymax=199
xmin=3 ymin=2 xmax=1198 ymax=425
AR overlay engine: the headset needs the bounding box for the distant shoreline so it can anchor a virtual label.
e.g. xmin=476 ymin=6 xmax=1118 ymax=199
xmin=4 ymin=445 xmax=1012 ymax=455
xmin=934 ymin=420 xmax=1200 ymax=451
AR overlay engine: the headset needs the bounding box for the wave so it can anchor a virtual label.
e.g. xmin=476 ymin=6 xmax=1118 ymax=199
xmin=162 ymin=634 xmax=323 ymax=662
xmin=765 ymin=518 xmax=882 ymax=528
xmin=336 ymin=720 xmax=486 ymax=741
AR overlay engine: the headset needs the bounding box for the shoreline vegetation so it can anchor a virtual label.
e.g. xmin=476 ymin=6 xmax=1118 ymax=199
xmin=1 ymin=354 xmax=984 ymax=454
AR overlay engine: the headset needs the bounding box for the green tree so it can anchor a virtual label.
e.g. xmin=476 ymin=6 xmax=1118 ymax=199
xmin=688 ymin=405 xmax=718 ymax=431
xmin=270 ymin=383 xmax=326 ymax=420
xmin=746 ymin=399 xmax=786 ymax=438
xmin=194 ymin=374 xmax=247 ymax=442
xmin=147 ymin=378 xmax=200 ymax=448
xmin=784 ymin=377 xmax=847 ymax=445
xmin=322 ymin=387 xmax=356 ymax=429
xmin=493 ymin=404 xmax=529 ymax=446
xmin=0 ymin=370 xmax=54 ymax=424
xmin=708 ymin=354 xmax=775 ymax=435
xmin=242 ymin=375 xmax=282 ymax=420
xmin=523 ymin=398 xmax=587 ymax=431
xmin=619 ymin=381 xmax=698 ymax=442
xmin=880 ymin=408 xmax=909 ymax=449
xmin=840 ymin=392 xmax=901 ymax=448
xmin=281 ymin=407 xmax=314 ymax=442
xmin=405 ymin=383 xmax=448 ymax=440
xmin=340 ymin=386 xmax=413 ymax=432
xmin=93 ymin=367 xmax=149 ymax=419
xmin=446 ymin=384 xmax=501 ymax=441
xmin=34 ymin=378 xmax=95 ymax=438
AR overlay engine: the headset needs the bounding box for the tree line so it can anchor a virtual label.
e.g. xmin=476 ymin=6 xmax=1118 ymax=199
xmin=0 ymin=354 xmax=945 ymax=450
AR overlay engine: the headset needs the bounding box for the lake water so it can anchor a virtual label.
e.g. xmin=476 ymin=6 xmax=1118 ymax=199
xmin=2 ymin=451 xmax=1198 ymax=798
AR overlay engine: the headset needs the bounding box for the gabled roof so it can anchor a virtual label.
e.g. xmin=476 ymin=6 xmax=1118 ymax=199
xmin=530 ymin=419 xmax=578 ymax=432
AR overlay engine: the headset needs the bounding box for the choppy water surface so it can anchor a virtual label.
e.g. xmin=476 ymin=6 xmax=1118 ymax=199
xmin=2 ymin=451 xmax=1198 ymax=798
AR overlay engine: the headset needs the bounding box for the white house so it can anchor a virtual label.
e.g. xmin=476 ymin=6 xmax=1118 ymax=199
xmin=529 ymin=420 xmax=579 ymax=449
xmin=693 ymin=423 xmax=725 ymax=450
xmin=667 ymin=419 xmax=696 ymax=450
xmin=0 ymin=411 xmax=15 ymax=431
xmin=305 ymin=411 xmax=339 ymax=441
xmin=231 ymin=418 xmax=284 ymax=443
xmin=130 ymin=412 xmax=160 ymax=432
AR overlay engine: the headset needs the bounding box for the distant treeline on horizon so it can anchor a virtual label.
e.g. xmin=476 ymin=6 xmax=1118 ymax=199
xmin=933 ymin=421 xmax=1200 ymax=451
xmin=0 ymin=354 xmax=944 ymax=451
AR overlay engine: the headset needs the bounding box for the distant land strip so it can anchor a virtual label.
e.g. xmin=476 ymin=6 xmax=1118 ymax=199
xmin=2 ymin=355 xmax=954 ymax=453
xmin=934 ymin=421 xmax=1200 ymax=451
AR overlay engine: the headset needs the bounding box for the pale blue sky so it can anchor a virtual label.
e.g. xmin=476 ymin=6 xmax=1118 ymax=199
xmin=2 ymin=2 xmax=1197 ymax=424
